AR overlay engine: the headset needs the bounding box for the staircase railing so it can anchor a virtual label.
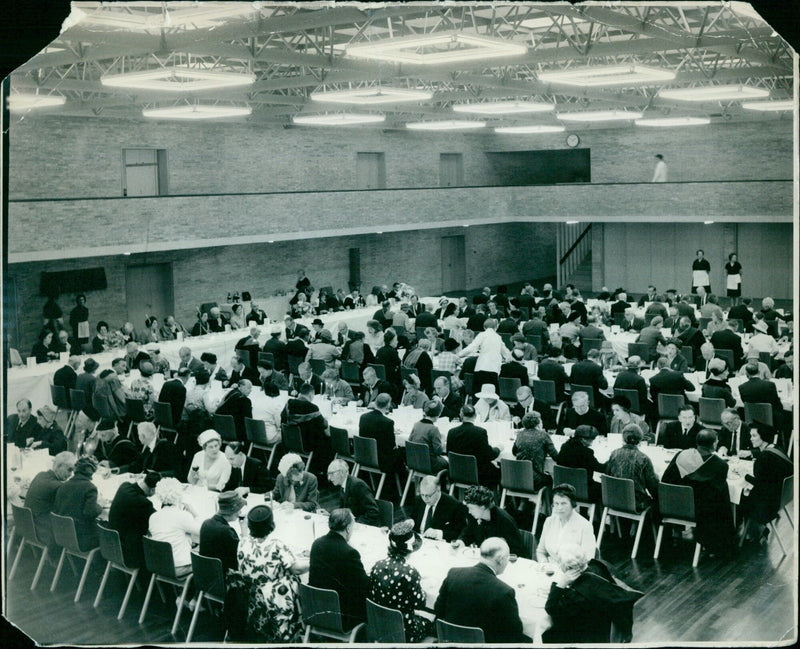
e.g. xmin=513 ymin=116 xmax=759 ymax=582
xmin=557 ymin=223 xmax=592 ymax=288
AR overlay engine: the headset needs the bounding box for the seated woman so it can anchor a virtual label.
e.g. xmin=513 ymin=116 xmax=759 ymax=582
xmin=369 ymin=519 xmax=432 ymax=643
xmin=423 ymin=327 xmax=445 ymax=355
xmin=536 ymin=484 xmax=596 ymax=564
xmin=662 ymin=338 xmax=690 ymax=373
xmin=290 ymin=292 xmax=313 ymax=319
xmin=401 ymin=374 xmax=428 ymax=409
xmin=229 ymin=303 xmax=246 ymax=330
xmin=191 ymin=311 xmax=211 ymax=337
xmin=32 ymin=329 xmax=59 ymax=364
xmin=187 ymin=429 xmax=232 ymax=491
xmin=365 ymin=320 xmax=385 ymax=356
xmin=237 ymin=505 xmax=309 ymax=642
xmin=441 ymin=302 xmax=465 ymax=343
xmin=598 ymin=340 xmax=624 ymax=371
xmin=512 ymin=412 xmax=558 ymax=492
xmin=271 ymin=453 xmax=319 ymax=512
xmin=543 ymin=543 xmax=643 ymax=644
xmin=452 ymin=485 xmax=525 ymax=557
xmin=53 ymin=455 xmax=103 ymax=551
xmin=92 ymin=320 xmax=111 ymax=353
xmin=608 ymin=394 xmax=652 ymax=441
xmin=148 ymin=476 xmax=202 ymax=577
xmin=143 ymin=316 xmax=162 ymax=343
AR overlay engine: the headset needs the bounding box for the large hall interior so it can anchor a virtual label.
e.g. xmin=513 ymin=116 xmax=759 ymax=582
xmin=2 ymin=2 xmax=797 ymax=647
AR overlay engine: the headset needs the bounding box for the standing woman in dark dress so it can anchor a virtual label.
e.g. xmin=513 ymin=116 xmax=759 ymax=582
xmin=691 ymin=249 xmax=711 ymax=294
xmin=69 ymin=294 xmax=90 ymax=350
xmin=724 ymin=253 xmax=742 ymax=306
xmin=289 ymin=269 xmax=311 ymax=306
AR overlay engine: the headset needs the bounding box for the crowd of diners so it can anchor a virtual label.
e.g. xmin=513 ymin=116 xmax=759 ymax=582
xmin=7 ymin=278 xmax=794 ymax=643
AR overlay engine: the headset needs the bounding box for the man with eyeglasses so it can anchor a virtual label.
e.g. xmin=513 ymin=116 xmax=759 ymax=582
xmin=23 ymin=451 xmax=77 ymax=552
xmin=326 ymin=459 xmax=380 ymax=526
xmin=412 ymin=475 xmax=468 ymax=542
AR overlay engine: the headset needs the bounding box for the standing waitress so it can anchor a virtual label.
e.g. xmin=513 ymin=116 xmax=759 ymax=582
xmin=289 ymin=268 xmax=311 ymax=306
xmin=691 ymin=249 xmax=711 ymax=294
xmin=725 ymin=253 xmax=742 ymax=306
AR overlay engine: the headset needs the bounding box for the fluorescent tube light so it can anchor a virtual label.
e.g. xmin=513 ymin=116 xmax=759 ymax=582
xmin=101 ymin=67 xmax=255 ymax=92
xmin=557 ymin=110 xmax=642 ymax=122
xmin=635 ymin=117 xmax=710 ymax=127
xmin=142 ymin=105 xmax=251 ymax=119
xmin=494 ymin=125 xmax=565 ymax=134
xmin=539 ymin=64 xmax=675 ymax=87
xmin=7 ymin=93 xmax=66 ymax=111
xmin=741 ymin=99 xmax=795 ymax=111
xmin=310 ymin=87 xmax=432 ymax=105
xmin=344 ymin=32 xmax=526 ymax=66
xmin=292 ymin=113 xmax=386 ymax=126
xmin=406 ymin=120 xmax=486 ymax=130
xmin=657 ymin=85 xmax=769 ymax=101
xmin=453 ymin=100 xmax=554 ymax=115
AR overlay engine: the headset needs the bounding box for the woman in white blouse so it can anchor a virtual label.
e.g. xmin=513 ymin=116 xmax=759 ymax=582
xmin=536 ymin=484 xmax=596 ymax=564
xmin=187 ymin=429 xmax=232 ymax=492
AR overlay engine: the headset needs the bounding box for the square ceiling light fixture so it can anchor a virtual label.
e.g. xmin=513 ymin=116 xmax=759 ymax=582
xmin=538 ymin=64 xmax=675 ymax=87
xmin=292 ymin=113 xmax=386 ymax=126
xmin=406 ymin=120 xmax=486 ymax=130
xmin=7 ymin=93 xmax=66 ymax=111
xmin=344 ymin=32 xmax=527 ymax=65
xmin=310 ymin=87 xmax=432 ymax=104
xmin=494 ymin=124 xmax=565 ymax=134
xmin=635 ymin=117 xmax=710 ymax=127
xmin=557 ymin=109 xmax=642 ymax=122
xmin=657 ymin=84 xmax=769 ymax=101
xmin=101 ymin=66 xmax=255 ymax=92
xmin=453 ymin=100 xmax=554 ymax=114
xmin=741 ymin=99 xmax=795 ymax=111
xmin=142 ymin=105 xmax=251 ymax=119
xmin=68 ymin=3 xmax=259 ymax=30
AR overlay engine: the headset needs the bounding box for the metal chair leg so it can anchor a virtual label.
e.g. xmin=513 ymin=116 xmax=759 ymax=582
xmin=691 ymin=543 xmax=702 ymax=568
xmin=171 ymin=576 xmax=192 ymax=636
xmin=185 ymin=591 xmax=204 ymax=642
xmin=75 ymin=549 xmax=98 ymax=602
xmin=9 ymin=539 xmax=26 ymax=581
xmin=94 ymin=561 xmax=113 ymax=607
xmin=653 ymin=525 xmax=665 ymax=559
xmin=31 ymin=546 xmax=50 ymax=590
xmin=51 ymin=548 xmax=67 ymax=592
xmin=118 ymin=569 xmax=139 ymax=620
xmin=139 ymin=574 xmax=157 ymax=624
xmin=597 ymin=508 xmax=608 ymax=549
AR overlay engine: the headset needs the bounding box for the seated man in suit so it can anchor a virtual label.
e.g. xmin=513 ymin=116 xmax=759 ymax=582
xmin=738 ymin=362 xmax=787 ymax=441
xmin=648 ymin=357 xmax=696 ymax=405
xmin=107 ymin=470 xmax=160 ymax=568
xmin=569 ymin=349 xmax=609 ymax=408
xmin=132 ymin=422 xmax=179 ymax=477
xmin=214 ymin=379 xmax=253 ymax=443
xmin=327 ymin=459 xmax=380 ymax=526
xmin=558 ymin=390 xmax=608 ymax=437
xmin=435 ymin=537 xmax=529 ymax=644
xmin=271 ymin=452 xmax=319 ymax=511
xmin=358 ymin=365 xmax=394 ymax=408
xmin=358 ymin=393 xmax=405 ymax=486
xmin=660 ymin=405 xmax=703 ymax=450
xmin=282 ymin=383 xmax=332 ymax=479
xmin=619 ymin=308 xmax=644 ymax=333
xmin=412 ymin=475 xmax=468 ymax=541
xmin=446 ymin=404 xmax=501 ymax=488
xmin=309 ymin=508 xmax=370 ymax=631
xmin=701 ymin=358 xmax=736 ymax=408
xmin=227 ymin=354 xmax=260 ymax=388
xmin=717 ymin=408 xmax=752 ymax=457
xmin=158 ymin=367 xmax=189 ymax=425
xmin=537 ymin=348 xmax=570 ymax=404
xmin=258 ymin=360 xmax=290 ymax=392
xmin=199 ymin=490 xmax=247 ymax=573
xmin=223 ymin=441 xmax=270 ymax=493
xmin=430 ymin=375 xmax=464 ymax=421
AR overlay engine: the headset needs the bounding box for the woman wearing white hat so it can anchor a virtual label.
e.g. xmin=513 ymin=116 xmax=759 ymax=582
xmin=187 ymin=429 xmax=232 ymax=492
xmin=747 ymin=319 xmax=779 ymax=357
xmin=474 ymin=384 xmax=511 ymax=422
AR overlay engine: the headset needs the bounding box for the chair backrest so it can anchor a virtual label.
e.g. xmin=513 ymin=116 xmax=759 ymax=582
xmin=96 ymin=523 xmax=128 ymax=567
xmin=627 ymin=343 xmax=652 ymax=364
xmin=657 ymin=393 xmax=685 ymax=419
xmin=499 ymin=333 xmax=513 ymax=350
xmin=727 ymin=318 xmax=743 ymax=333
xmin=142 ymin=536 xmax=179 ymax=579
xmin=340 ymin=361 xmax=361 ymax=383
xmin=213 ymin=413 xmax=237 ymax=441
xmin=713 ymin=348 xmax=735 ymax=371
xmin=400 ymin=366 xmax=419 ymax=383
xmin=463 ymin=373 xmax=474 ymax=397
xmin=657 ymin=482 xmax=695 ymax=522
xmin=519 ymin=529 xmax=536 ymax=560
xmin=69 ymin=388 xmax=88 ymax=413
xmin=532 ymin=379 xmax=556 ymax=405
xmin=743 ymin=402 xmax=774 ymax=428
xmin=51 ymin=384 xmax=71 ymax=410
xmin=500 ymin=458 xmax=535 ymax=493
xmin=679 ymin=345 xmax=694 ymax=366
xmin=779 ymin=475 xmax=793 ymax=510
xmin=366 ymin=598 xmax=406 ymax=643
xmin=498 ymin=377 xmax=521 ymax=402
xmin=552 ymin=464 xmax=590 ymax=502
xmin=405 ymin=440 xmax=433 ymax=474
xmin=613 ymin=388 xmax=641 ymax=415
xmin=375 ymin=499 xmax=394 ymax=529
xmin=190 ymin=552 xmax=226 ymax=600
xmin=518 ymin=306 xmax=530 ymax=320
xmin=447 ymin=452 xmax=480 ymax=487
xmin=431 ymin=369 xmax=452 ymax=388
xmin=699 ymin=316 xmax=712 ymax=331
xmin=309 ymin=358 xmax=327 ymax=377
xmin=329 ymin=426 xmax=352 ymax=458
xmin=125 ymin=398 xmax=147 ymax=423
xmin=287 ymin=354 xmax=304 ymax=377
xmin=9 ymin=348 xmax=23 ymax=366
xmin=571 ymin=384 xmax=595 ymax=408
xmin=415 ymin=327 xmax=426 ymax=341
xmin=757 ymin=351 xmax=773 ymax=370
xmin=582 ymin=338 xmax=604 ymax=357
xmin=281 ymin=422 xmax=307 ymax=454
xmin=353 ymin=436 xmax=381 ymax=470
xmin=600 ymin=475 xmax=638 ymax=515
xmin=11 ymin=505 xmax=40 ymax=544
xmin=153 ymin=401 xmax=175 ymax=429
xmin=698 ymin=397 xmax=725 ymax=425
xmin=244 ymin=417 xmax=267 ymax=446
xmin=50 ymin=513 xmax=82 ymax=553
xmin=526 ymin=334 xmax=543 ymax=352
xmin=436 ymin=618 xmax=485 ymax=643
xmin=258 ymin=351 xmax=275 ymax=366
xmin=299 ymin=583 xmax=345 ymax=633
xmin=368 ymin=363 xmax=387 ymax=381
xmin=392 ymin=325 xmax=407 ymax=337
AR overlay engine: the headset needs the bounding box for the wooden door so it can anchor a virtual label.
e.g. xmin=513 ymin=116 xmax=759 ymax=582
xmin=356 ymin=152 xmax=386 ymax=189
xmin=125 ymin=264 xmax=174 ymax=332
xmin=441 ymin=235 xmax=466 ymax=293
xmin=123 ymin=148 xmax=159 ymax=196
xmin=440 ymin=153 xmax=464 ymax=187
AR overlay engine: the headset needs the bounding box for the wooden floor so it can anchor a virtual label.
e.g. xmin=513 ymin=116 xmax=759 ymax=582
xmin=3 ymin=487 xmax=796 ymax=646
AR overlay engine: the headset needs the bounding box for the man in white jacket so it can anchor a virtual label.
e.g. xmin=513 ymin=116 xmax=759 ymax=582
xmin=458 ymin=318 xmax=511 ymax=391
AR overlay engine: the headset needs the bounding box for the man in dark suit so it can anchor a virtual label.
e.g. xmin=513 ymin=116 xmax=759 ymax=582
xmin=234 ymin=327 xmax=262 ymax=369
xmin=53 ymin=356 xmax=81 ymax=405
xmin=728 ymin=298 xmax=755 ymax=333
xmin=710 ymin=321 xmax=744 ymax=369
xmin=228 ymin=355 xmax=260 ymax=387
xmin=431 ymin=376 xmax=463 ymax=420
xmin=610 ymin=293 xmax=631 ymax=318
xmin=648 ymin=357 xmax=696 ymax=405
xmin=224 ymin=442 xmax=271 ymax=493
xmin=24 ymin=451 xmax=77 ymax=551
xmin=466 ymin=305 xmax=488 ymax=333
xmin=309 ymin=508 xmax=371 ymax=630
xmin=414 ymin=303 xmax=439 ymax=330
xmin=178 ymin=346 xmax=204 ymax=375
xmin=556 ymin=425 xmax=605 ymax=503
xmin=261 ymin=324 xmax=289 ymax=373
xmin=435 ymin=537 xmax=529 ymax=644
xmin=499 ymin=349 xmax=530 ymax=388
xmin=132 ymin=422 xmax=179 ymax=476
xmin=497 ymin=310 xmax=521 ymax=335
xmin=446 ymin=405 xmax=501 ymax=488
xmin=537 ymin=349 xmax=570 ymax=404
xmin=718 ymin=408 xmax=752 ymax=457
xmin=412 ymin=475 xmax=467 ymax=541
xmin=358 ymin=366 xmax=393 ymax=407
xmin=557 ymin=391 xmax=608 ymax=437
xmin=327 ymin=459 xmax=380 ymax=526
xmin=358 ymin=393 xmax=404 ymax=476
xmin=158 ymin=367 xmax=189 ymax=425
xmin=108 ymin=471 xmax=159 ymax=567
xmin=659 ymin=405 xmax=703 ymax=449
xmin=676 ymin=298 xmax=698 ymax=326
xmin=214 ymin=380 xmax=253 ymax=443
xmin=258 ymin=360 xmax=290 ymax=391
xmin=456 ymin=296 xmax=475 ymax=318
xmin=9 ymin=398 xmax=44 ymax=449
xmin=738 ymin=362 xmax=787 ymax=441
xmin=290 ymin=362 xmax=322 ymax=395
xmin=569 ymin=350 xmax=608 ymax=407
xmin=282 ymin=384 xmax=332 ymax=477
xmin=199 ymin=491 xmax=246 ymax=572
xmin=619 ymin=309 xmax=645 ymax=333
xmin=613 ymin=356 xmax=651 ymax=416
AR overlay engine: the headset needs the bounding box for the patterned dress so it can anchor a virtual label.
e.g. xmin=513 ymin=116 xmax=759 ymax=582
xmin=369 ymin=554 xmax=432 ymax=642
xmin=237 ymin=535 xmax=302 ymax=642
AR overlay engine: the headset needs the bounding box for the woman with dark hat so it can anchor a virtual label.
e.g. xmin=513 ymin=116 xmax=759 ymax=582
xmin=237 ymin=505 xmax=308 ymax=641
xmin=609 ymin=394 xmax=652 ymax=441
xmin=368 ymin=519 xmax=432 ymax=642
